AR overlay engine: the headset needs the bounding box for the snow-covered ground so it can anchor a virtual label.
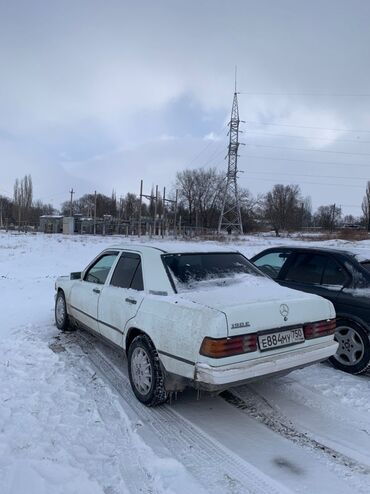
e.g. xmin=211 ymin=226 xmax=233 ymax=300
xmin=1 ymin=232 xmax=370 ymax=494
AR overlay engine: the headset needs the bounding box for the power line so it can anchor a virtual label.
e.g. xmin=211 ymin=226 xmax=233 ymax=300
xmin=247 ymin=175 xmax=366 ymax=189
xmin=248 ymin=170 xmax=370 ymax=182
xmin=184 ymin=123 xmax=229 ymax=169
xmin=186 ymin=139 xmax=217 ymax=168
xmin=200 ymin=145 xmax=225 ymax=169
xmin=249 ymin=143 xmax=370 ymax=157
xmin=240 ymin=92 xmax=370 ymax=97
xmin=247 ymin=130 xmax=370 ymax=145
xmin=242 ymin=153 xmax=370 ymax=169
xmin=41 ymin=191 xmax=71 ymax=202
xmin=247 ymin=121 xmax=370 ymax=134
xmin=341 ymin=204 xmax=363 ymax=209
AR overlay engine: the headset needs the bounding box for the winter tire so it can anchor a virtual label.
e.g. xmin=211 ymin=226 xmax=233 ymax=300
xmin=55 ymin=291 xmax=70 ymax=331
xmin=128 ymin=334 xmax=168 ymax=406
xmin=329 ymin=318 xmax=370 ymax=374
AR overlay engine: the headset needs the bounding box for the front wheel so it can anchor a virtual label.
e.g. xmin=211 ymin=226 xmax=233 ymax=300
xmin=55 ymin=291 xmax=70 ymax=331
xmin=128 ymin=334 xmax=168 ymax=406
xmin=329 ymin=318 xmax=370 ymax=374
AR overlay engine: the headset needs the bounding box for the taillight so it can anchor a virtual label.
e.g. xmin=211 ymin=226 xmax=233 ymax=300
xmin=200 ymin=334 xmax=257 ymax=358
xmin=303 ymin=319 xmax=336 ymax=340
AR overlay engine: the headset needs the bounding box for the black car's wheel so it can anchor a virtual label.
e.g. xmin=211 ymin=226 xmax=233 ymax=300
xmin=128 ymin=334 xmax=168 ymax=406
xmin=329 ymin=318 xmax=370 ymax=374
xmin=55 ymin=291 xmax=70 ymax=331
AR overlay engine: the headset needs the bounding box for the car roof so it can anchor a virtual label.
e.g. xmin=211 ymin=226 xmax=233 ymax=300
xmin=106 ymin=243 xmax=239 ymax=255
xmin=253 ymin=245 xmax=359 ymax=258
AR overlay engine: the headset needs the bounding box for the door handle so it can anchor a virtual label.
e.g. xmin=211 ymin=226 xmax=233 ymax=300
xmin=93 ymin=288 xmax=101 ymax=294
xmin=125 ymin=297 xmax=137 ymax=305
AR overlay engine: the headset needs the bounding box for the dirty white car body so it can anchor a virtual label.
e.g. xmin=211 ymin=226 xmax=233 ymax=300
xmin=55 ymin=244 xmax=338 ymax=406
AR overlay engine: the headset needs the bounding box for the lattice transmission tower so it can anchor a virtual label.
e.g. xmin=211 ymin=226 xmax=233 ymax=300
xmin=218 ymin=88 xmax=244 ymax=235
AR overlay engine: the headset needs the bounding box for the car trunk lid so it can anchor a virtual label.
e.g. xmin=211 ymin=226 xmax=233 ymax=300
xmin=178 ymin=277 xmax=332 ymax=337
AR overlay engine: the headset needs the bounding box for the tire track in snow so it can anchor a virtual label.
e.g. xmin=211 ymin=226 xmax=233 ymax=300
xmin=220 ymin=388 xmax=370 ymax=477
xmin=55 ymin=336 xmax=162 ymax=494
xmin=282 ymin=376 xmax=370 ymax=431
xmin=65 ymin=330 xmax=291 ymax=494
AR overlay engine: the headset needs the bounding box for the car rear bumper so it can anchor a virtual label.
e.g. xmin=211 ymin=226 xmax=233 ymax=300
xmin=194 ymin=340 xmax=338 ymax=392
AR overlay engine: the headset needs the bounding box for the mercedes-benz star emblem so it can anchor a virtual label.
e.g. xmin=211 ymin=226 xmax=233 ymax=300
xmin=280 ymin=304 xmax=289 ymax=321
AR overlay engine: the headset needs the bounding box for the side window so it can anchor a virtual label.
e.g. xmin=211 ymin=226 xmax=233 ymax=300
xmin=131 ymin=262 xmax=144 ymax=290
xmin=110 ymin=254 xmax=144 ymax=291
xmin=322 ymin=258 xmax=348 ymax=286
xmin=85 ymin=253 xmax=118 ymax=284
xmin=285 ymin=253 xmax=327 ymax=285
xmin=253 ymin=251 xmax=291 ymax=279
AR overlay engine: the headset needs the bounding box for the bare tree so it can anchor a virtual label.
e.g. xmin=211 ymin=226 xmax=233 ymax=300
xmin=263 ymin=184 xmax=301 ymax=236
xmin=193 ymin=168 xmax=224 ymax=228
xmin=121 ymin=192 xmax=140 ymax=220
xmin=29 ymin=200 xmax=55 ymax=224
xmin=362 ymin=181 xmax=370 ymax=231
xmin=239 ymin=188 xmax=263 ymax=232
xmin=13 ymin=175 xmax=33 ymax=225
xmin=61 ymin=192 xmax=116 ymax=218
xmin=0 ymin=195 xmax=14 ymax=227
xmin=176 ymin=167 xmax=224 ymax=228
xmin=176 ymin=169 xmax=197 ymax=225
xmin=300 ymin=196 xmax=313 ymax=228
xmin=314 ymin=204 xmax=342 ymax=231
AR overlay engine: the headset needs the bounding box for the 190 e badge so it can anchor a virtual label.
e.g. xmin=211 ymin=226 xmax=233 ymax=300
xmin=231 ymin=321 xmax=251 ymax=330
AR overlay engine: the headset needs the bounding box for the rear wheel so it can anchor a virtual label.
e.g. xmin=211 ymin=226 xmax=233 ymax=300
xmin=128 ymin=334 xmax=167 ymax=406
xmin=329 ymin=318 xmax=370 ymax=374
xmin=55 ymin=291 xmax=70 ymax=331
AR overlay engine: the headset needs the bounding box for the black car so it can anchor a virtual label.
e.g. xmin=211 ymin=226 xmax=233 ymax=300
xmin=250 ymin=246 xmax=370 ymax=375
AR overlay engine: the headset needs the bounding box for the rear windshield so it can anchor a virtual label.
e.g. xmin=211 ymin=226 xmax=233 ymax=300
xmin=360 ymin=261 xmax=370 ymax=273
xmin=162 ymin=252 xmax=263 ymax=292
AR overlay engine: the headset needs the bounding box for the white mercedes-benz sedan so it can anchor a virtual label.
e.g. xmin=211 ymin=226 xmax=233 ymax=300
xmin=55 ymin=244 xmax=338 ymax=406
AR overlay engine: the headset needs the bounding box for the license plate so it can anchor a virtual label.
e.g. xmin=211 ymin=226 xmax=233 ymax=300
xmin=258 ymin=327 xmax=305 ymax=351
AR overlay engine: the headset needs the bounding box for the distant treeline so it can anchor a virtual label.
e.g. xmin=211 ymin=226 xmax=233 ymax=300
xmin=1 ymin=171 xmax=369 ymax=235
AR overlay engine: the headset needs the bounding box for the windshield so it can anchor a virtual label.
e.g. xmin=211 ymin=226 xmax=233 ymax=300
xmin=162 ymin=252 xmax=264 ymax=292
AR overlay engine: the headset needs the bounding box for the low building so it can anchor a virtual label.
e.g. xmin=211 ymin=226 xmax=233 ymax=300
xmin=39 ymin=215 xmax=64 ymax=234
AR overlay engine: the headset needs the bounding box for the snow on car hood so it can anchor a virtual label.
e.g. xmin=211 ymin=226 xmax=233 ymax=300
xmin=178 ymin=275 xmax=334 ymax=336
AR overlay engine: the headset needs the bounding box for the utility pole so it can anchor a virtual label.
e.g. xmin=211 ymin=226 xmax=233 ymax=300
xmin=162 ymin=186 xmax=166 ymax=238
xmin=331 ymin=203 xmax=336 ymax=232
xmin=300 ymin=201 xmax=305 ymax=229
xmin=368 ymin=206 xmax=370 ymax=232
xmin=139 ymin=180 xmax=160 ymax=237
xmin=161 ymin=187 xmax=178 ymax=238
xmin=138 ymin=180 xmax=143 ymax=237
xmin=69 ymin=188 xmax=75 ymax=217
xmin=218 ymin=70 xmax=244 ymax=235
xmin=0 ymin=199 xmax=3 ymax=229
xmin=154 ymin=185 xmax=158 ymax=236
xmin=174 ymin=189 xmax=178 ymax=238
xmin=93 ymin=190 xmax=97 ymax=235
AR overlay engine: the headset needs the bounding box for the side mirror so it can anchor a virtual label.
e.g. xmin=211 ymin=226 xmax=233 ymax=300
xmin=70 ymin=271 xmax=82 ymax=280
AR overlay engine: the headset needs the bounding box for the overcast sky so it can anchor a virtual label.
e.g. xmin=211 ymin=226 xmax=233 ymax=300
xmin=1 ymin=0 xmax=370 ymax=214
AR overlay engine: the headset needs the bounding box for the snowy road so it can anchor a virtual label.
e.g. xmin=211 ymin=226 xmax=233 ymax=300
xmin=69 ymin=329 xmax=370 ymax=494
xmin=1 ymin=233 xmax=370 ymax=493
